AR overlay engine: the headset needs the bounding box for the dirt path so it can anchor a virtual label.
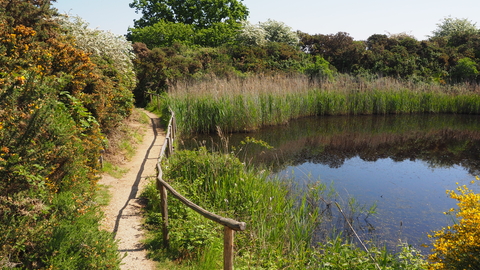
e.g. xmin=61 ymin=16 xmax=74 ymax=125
xmin=99 ymin=110 xmax=164 ymax=270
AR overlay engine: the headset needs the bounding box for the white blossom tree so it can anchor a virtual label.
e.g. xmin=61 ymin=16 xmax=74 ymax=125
xmin=259 ymin=19 xmax=299 ymax=46
xmin=237 ymin=20 xmax=267 ymax=46
xmin=431 ymin=17 xmax=479 ymax=39
xmin=237 ymin=19 xmax=299 ymax=46
xmin=57 ymin=15 xmax=136 ymax=88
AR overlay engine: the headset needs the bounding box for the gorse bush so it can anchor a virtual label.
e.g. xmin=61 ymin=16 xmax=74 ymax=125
xmin=0 ymin=0 xmax=133 ymax=268
xmin=428 ymin=177 xmax=480 ymax=269
xmin=57 ymin=15 xmax=135 ymax=133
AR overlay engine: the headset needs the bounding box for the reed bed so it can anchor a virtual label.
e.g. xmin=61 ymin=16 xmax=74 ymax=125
xmin=165 ymin=74 xmax=480 ymax=134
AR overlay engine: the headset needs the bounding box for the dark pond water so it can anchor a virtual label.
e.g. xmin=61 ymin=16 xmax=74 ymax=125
xmin=179 ymin=114 xmax=480 ymax=253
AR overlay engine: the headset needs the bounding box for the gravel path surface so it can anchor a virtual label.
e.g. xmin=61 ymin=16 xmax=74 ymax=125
xmin=99 ymin=110 xmax=164 ymax=270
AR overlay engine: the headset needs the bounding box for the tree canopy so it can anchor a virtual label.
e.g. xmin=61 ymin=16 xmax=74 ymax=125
xmin=431 ymin=17 xmax=479 ymax=39
xmin=129 ymin=0 xmax=249 ymax=29
xmin=128 ymin=0 xmax=249 ymax=47
xmin=237 ymin=19 xmax=299 ymax=46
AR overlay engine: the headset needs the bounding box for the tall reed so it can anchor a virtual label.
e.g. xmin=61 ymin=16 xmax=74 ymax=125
xmin=164 ymin=74 xmax=480 ymax=134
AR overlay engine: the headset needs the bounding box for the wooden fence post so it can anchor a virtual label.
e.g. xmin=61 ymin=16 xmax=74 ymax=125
xmin=167 ymin=128 xmax=173 ymax=154
xmin=160 ymin=184 xmax=169 ymax=248
xmin=224 ymin=227 xmax=234 ymax=270
xmin=156 ymin=165 xmax=169 ymax=248
xmin=165 ymin=137 xmax=170 ymax=158
xmin=171 ymin=116 xmax=176 ymax=139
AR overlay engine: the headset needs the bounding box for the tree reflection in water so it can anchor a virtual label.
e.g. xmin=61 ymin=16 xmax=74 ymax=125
xmin=180 ymin=114 xmax=480 ymax=252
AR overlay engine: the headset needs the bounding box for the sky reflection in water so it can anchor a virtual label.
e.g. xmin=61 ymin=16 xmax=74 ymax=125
xmin=277 ymin=156 xmax=474 ymax=251
xmin=181 ymin=114 xmax=480 ymax=252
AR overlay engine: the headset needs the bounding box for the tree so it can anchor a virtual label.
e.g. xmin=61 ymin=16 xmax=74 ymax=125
xmin=237 ymin=20 xmax=267 ymax=46
xmin=57 ymin=15 xmax=136 ymax=131
xmin=431 ymin=17 xmax=479 ymax=39
xmin=129 ymin=0 xmax=249 ymax=29
xmin=300 ymin=32 xmax=364 ymax=73
xmin=259 ymin=19 xmax=299 ymax=46
xmin=58 ymin=15 xmax=136 ymax=88
xmin=237 ymin=19 xmax=298 ymax=46
xmin=128 ymin=0 xmax=249 ymax=47
xmin=362 ymin=34 xmax=414 ymax=78
xmin=449 ymin=57 xmax=479 ymax=82
xmin=303 ymin=55 xmax=335 ymax=81
xmin=128 ymin=19 xmax=195 ymax=48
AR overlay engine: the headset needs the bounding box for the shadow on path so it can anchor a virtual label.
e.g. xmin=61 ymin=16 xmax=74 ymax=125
xmin=112 ymin=117 xmax=161 ymax=236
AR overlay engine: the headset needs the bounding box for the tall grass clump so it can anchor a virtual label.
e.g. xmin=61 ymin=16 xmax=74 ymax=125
xmin=161 ymin=74 xmax=480 ymax=134
xmin=142 ymin=146 xmax=320 ymax=268
xmin=142 ymin=146 xmax=427 ymax=269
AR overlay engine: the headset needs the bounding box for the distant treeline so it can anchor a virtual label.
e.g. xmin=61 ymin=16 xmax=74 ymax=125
xmin=298 ymin=30 xmax=479 ymax=82
xmin=128 ymin=3 xmax=480 ymax=105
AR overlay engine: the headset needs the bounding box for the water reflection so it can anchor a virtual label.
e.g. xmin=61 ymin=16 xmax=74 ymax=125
xmin=179 ymin=114 xmax=480 ymax=252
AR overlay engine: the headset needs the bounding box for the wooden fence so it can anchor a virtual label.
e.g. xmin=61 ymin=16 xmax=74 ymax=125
xmin=155 ymin=112 xmax=246 ymax=270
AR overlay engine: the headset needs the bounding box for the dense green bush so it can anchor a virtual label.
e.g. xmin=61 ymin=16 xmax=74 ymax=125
xmin=0 ymin=0 xmax=133 ymax=268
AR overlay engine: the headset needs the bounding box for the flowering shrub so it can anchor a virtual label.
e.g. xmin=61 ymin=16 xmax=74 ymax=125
xmin=259 ymin=19 xmax=299 ymax=46
xmin=236 ymin=20 xmax=267 ymax=46
xmin=57 ymin=15 xmax=135 ymax=132
xmin=57 ymin=15 xmax=136 ymax=88
xmin=0 ymin=0 xmax=130 ymax=268
xmin=237 ymin=19 xmax=299 ymax=46
xmin=428 ymin=177 xmax=480 ymax=269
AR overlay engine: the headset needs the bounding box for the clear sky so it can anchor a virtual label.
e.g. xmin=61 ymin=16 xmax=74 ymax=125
xmin=52 ymin=0 xmax=480 ymax=41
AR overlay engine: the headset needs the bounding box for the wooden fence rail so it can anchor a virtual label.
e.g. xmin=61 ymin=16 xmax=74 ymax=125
xmin=155 ymin=112 xmax=246 ymax=270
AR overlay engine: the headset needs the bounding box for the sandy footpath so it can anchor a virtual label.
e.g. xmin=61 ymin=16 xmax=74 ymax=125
xmin=99 ymin=109 xmax=165 ymax=270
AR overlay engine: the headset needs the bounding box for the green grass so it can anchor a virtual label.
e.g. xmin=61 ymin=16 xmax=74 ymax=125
xmin=101 ymin=160 xmax=129 ymax=179
xmin=101 ymin=108 xmax=151 ymax=178
xmin=119 ymin=138 xmax=137 ymax=160
xmin=138 ymin=110 xmax=151 ymax=125
xmin=95 ymin=184 xmax=113 ymax=206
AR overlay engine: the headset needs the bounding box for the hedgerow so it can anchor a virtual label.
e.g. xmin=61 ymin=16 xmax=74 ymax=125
xmin=0 ymin=0 xmax=135 ymax=268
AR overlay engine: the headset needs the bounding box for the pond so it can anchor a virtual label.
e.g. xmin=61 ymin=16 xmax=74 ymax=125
xmin=179 ymin=114 xmax=480 ymax=253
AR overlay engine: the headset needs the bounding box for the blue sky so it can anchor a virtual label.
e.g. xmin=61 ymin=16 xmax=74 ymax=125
xmin=53 ymin=0 xmax=480 ymax=40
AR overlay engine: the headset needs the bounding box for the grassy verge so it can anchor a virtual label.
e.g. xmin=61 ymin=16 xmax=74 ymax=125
xmin=162 ymin=74 xmax=480 ymax=134
xmin=141 ymin=146 xmax=427 ymax=269
xmin=101 ymin=108 xmax=150 ymax=178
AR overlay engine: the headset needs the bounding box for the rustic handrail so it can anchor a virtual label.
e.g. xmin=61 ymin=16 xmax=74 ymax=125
xmin=154 ymin=111 xmax=246 ymax=270
xmin=155 ymin=164 xmax=247 ymax=231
